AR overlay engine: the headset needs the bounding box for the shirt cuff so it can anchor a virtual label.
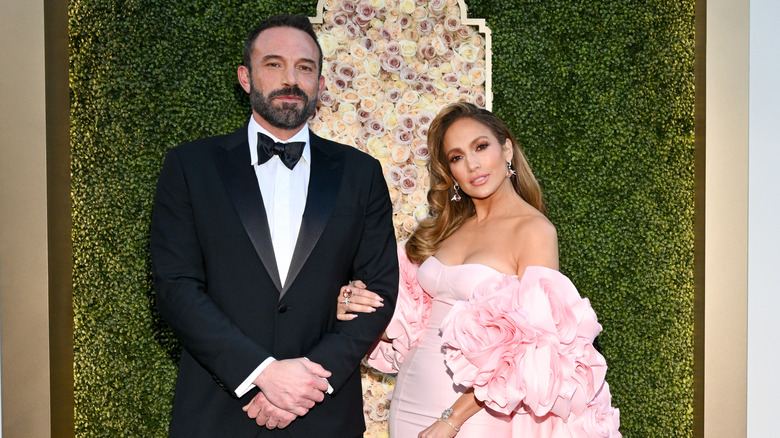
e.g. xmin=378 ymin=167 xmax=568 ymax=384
xmin=305 ymin=357 xmax=334 ymax=394
xmin=235 ymin=356 xmax=276 ymax=398
xmin=234 ymin=357 xmax=334 ymax=397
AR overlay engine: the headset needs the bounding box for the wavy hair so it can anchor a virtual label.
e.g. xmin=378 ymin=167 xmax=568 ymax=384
xmin=406 ymin=102 xmax=546 ymax=263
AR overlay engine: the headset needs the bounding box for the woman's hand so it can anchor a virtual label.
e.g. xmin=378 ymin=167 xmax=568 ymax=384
xmin=337 ymin=280 xmax=384 ymax=321
xmin=418 ymin=420 xmax=460 ymax=438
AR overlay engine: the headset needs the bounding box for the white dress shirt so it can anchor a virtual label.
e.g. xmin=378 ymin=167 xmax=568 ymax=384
xmin=234 ymin=118 xmax=311 ymax=398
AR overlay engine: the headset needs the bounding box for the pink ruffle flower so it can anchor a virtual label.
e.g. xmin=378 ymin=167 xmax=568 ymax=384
xmin=440 ymin=266 xmax=619 ymax=433
xmin=367 ymin=246 xmax=432 ymax=373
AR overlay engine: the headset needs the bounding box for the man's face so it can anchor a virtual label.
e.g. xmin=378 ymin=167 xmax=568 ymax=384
xmin=241 ymin=27 xmax=323 ymax=131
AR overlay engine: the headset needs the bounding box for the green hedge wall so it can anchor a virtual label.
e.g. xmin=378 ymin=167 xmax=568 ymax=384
xmin=70 ymin=0 xmax=694 ymax=436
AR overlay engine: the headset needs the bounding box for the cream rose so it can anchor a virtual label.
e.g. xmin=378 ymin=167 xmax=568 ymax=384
xmin=400 ymin=39 xmax=418 ymax=58
xmin=399 ymin=0 xmax=415 ymax=14
xmin=383 ymin=108 xmax=400 ymax=130
xmin=457 ymin=43 xmax=478 ymax=63
xmin=364 ymin=58 xmax=382 ymax=78
xmin=391 ymin=143 xmax=412 ymax=162
xmin=402 ymin=215 xmax=418 ymax=233
xmin=413 ymin=204 xmax=429 ymax=221
xmin=319 ymin=34 xmax=340 ymax=58
xmin=401 ymin=90 xmax=420 ymax=105
xmin=469 ymin=67 xmax=486 ymax=85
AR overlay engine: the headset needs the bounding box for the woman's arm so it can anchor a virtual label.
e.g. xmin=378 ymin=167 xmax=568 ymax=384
xmin=418 ymin=389 xmax=482 ymax=438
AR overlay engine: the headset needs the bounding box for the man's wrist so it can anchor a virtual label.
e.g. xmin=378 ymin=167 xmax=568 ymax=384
xmin=235 ymin=357 xmax=276 ymax=397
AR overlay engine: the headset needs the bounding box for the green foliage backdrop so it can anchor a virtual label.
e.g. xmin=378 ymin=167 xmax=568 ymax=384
xmin=70 ymin=0 xmax=694 ymax=436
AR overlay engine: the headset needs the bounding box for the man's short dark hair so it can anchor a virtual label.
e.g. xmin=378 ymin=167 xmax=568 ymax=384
xmin=243 ymin=14 xmax=323 ymax=75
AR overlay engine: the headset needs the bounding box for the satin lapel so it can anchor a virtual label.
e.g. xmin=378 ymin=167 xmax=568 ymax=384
xmin=214 ymin=133 xmax=283 ymax=292
xmin=282 ymin=137 xmax=344 ymax=297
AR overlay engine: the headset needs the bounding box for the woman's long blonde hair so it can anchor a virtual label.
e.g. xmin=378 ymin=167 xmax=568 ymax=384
xmin=405 ymin=102 xmax=546 ymax=263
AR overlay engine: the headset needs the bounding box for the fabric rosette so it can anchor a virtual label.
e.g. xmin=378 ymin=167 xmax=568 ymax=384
xmin=367 ymin=245 xmax=432 ymax=373
xmin=440 ymin=266 xmax=618 ymax=428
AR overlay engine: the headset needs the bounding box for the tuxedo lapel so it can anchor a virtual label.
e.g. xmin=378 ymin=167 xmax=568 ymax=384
xmin=282 ymin=135 xmax=345 ymax=297
xmin=214 ymin=129 xmax=283 ymax=291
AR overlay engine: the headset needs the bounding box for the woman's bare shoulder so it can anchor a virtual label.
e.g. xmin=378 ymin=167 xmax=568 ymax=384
xmin=511 ymin=212 xmax=559 ymax=274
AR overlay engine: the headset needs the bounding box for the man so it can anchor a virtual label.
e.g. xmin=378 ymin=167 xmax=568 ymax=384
xmin=151 ymin=14 xmax=398 ymax=437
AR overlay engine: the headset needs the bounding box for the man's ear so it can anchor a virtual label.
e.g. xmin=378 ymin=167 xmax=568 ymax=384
xmin=237 ymin=65 xmax=251 ymax=94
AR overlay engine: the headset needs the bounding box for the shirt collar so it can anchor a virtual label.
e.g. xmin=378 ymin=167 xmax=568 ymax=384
xmin=248 ymin=117 xmax=311 ymax=167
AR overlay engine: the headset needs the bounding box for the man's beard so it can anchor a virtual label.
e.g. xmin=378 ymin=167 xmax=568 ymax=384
xmin=249 ymin=81 xmax=318 ymax=130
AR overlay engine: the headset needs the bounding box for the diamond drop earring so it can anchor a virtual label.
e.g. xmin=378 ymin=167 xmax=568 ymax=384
xmin=451 ymin=182 xmax=462 ymax=202
xmin=507 ymin=161 xmax=517 ymax=178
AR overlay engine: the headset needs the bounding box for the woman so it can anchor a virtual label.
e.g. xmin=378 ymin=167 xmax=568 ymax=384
xmin=339 ymin=103 xmax=620 ymax=437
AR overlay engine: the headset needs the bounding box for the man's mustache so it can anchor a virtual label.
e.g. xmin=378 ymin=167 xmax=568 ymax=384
xmin=268 ymin=87 xmax=308 ymax=101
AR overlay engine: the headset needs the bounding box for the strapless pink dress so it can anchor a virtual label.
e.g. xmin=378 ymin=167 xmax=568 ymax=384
xmin=368 ymin=247 xmax=621 ymax=438
xmin=389 ymin=256 xmax=513 ymax=436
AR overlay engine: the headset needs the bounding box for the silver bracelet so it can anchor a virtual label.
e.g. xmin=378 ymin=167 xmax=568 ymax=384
xmin=438 ymin=407 xmax=460 ymax=432
xmin=437 ymin=418 xmax=460 ymax=432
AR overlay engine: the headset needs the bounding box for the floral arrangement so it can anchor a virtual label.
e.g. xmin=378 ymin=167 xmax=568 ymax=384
xmin=310 ymin=0 xmax=489 ymax=242
xmin=309 ymin=1 xmax=490 ymax=435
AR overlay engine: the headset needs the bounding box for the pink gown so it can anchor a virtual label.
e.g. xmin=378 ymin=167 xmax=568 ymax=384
xmin=368 ymin=247 xmax=621 ymax=438
xmin=389 ymin=256 xmax=513 ymax=436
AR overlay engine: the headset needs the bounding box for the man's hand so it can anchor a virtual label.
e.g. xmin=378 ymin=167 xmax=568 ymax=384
xmin=242 ymin=391 xmax=296 ymax=429
xmin=252 ymin=358 xmax=331 ymax=416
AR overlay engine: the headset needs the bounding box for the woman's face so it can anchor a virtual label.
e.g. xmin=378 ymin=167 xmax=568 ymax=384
xmin=442 ymin=117 xmax=513 ymax=200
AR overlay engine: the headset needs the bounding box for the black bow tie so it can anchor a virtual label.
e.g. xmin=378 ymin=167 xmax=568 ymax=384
xmin=256 ymin=132 xmax=305 ymax=170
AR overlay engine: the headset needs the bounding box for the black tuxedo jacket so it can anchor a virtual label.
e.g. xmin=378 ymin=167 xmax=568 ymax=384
xmin=151 ymin=126 xmax=399 ymax=437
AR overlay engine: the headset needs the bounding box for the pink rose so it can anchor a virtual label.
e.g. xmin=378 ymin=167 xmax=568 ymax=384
xmin=340 ymin=0 xmax=357 ymax=13
xmin=366 ymin=118 xmax=385 ymax=136
xmin=457 ymin=25 xmax=472 ymax=40
xmin=400 ymin=67 xmax=418 ymax=83
xmin=356 ymin=2 xmax=376 ymax=21
xmin=385 ymin=41 xmax=401 ymax=56
xmin=415 ymin=110 xmax=436 ymax=127
xmin=417 ymin=18 xmax=433 ymax=34
xmin=327 ymin=60 xmax=340 ymax=77
xmin=319 ymin=90 xmax=336 ymax=107
xmin=356 ymin=108 xmax=372 ymax=123
xmin=381 ymin=54 xmax=404 ymax=73
xmin=413 ymin=144 xmax=429 ymax=161
xmin=399 ymin=176 xmax=417 ymax=194
xmin=361 ymin=36 xmax=376 ymax=53
xmin=354 ymin=16 xmax=371 ymax=28
xmin=394 ymin=129 xmax=414 ymax=145
xmin=428 ymin=0 xmax=445 ymax=14
xmin=416 ymin=44 xmax=435 ymax=61
xmin=385 ymin=165 xmax=403 ymax=186
xmin=398 ymin=113 xmax=416 ymax=131
xmin=338 ymin=63 xmax=357 ymax=80
xmin=473 ymin=92 xmax=486 ymax=108
xmin=401 ymin=164 xmax=418 ymax=179
xmin=444 ymin=16 xmax=460 ymax=32
xmin=331 ymin=75 xmax=349 ymax=91
xmin=345 ymin=21 xmax=359 ymax=38
xmin=385 ymin=87 xmax=402 ymax=102
xmin=442 ymin=72 xmax=459 ymax=85
xmin=331 ymin=11 xmax=349 ymax=26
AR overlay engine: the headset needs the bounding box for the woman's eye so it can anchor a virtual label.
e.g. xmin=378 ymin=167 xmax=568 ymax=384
xmin=476 ymin=142 xmax=489 ymax=150
xmin=449 ymin=155 xmax=462 ymax=163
